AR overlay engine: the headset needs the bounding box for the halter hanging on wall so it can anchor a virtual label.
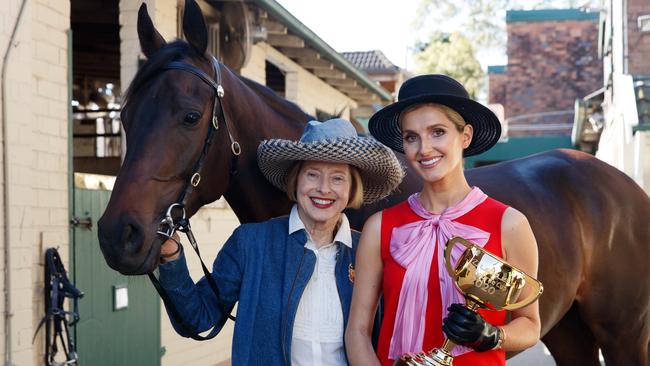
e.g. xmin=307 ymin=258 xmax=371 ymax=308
xmin=34 ymin=247 xmax=84 ymax=365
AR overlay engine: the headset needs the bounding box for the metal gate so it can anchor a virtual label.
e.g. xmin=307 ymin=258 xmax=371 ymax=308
xmin=72 ymin=175 xmax=160 ymax=366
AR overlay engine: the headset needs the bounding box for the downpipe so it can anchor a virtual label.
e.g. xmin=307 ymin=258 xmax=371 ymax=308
xmin=2 ymin=0 xmax=28 ymax=365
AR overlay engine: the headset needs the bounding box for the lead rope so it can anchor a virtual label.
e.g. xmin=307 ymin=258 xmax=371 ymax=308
xmin=149 ymin=205 xmax=234 ymax=340
xmin=147 ymin=57 xmax=239 ymax=340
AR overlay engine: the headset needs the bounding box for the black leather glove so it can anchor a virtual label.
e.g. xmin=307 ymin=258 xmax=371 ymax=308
xmin=442 ymin=303 xmax=501 ymax=352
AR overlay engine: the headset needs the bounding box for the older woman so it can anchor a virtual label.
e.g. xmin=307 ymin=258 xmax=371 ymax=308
xmin=157 ymin=118 xmax=404 ymax=366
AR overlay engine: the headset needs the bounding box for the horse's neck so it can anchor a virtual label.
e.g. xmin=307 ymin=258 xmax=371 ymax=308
xmin=221 ymin=73 xmax=307 ymax=223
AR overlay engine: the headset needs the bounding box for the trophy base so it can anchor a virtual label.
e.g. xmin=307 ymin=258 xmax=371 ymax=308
xmin=394 ymin=348 xmax=454 ymax=366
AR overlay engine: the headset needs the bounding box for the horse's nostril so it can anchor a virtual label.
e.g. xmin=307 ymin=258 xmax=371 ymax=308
xmin=121 ymin=222 xmax=144 ymax=253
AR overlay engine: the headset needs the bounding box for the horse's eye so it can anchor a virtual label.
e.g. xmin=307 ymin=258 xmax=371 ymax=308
xmin=183 ymin=111 xmax=201 ymax=125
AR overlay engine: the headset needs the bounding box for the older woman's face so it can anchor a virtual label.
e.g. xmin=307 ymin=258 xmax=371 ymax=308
xmin=295 ymin=161 xmax=351 ymax=229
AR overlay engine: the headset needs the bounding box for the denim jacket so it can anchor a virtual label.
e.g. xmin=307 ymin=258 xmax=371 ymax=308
xmin=158 ymin=215 xmax=359 ymax=365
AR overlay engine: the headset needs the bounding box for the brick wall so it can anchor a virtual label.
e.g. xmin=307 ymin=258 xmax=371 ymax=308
xmin=1 ymin=0 xmax=70 ymax=364
xmin=488 ymin=72 xmax=507 ymax=105
xmin=627 ymin=0 xmax=650 ymax=75
xmin=489 ymin=12 xmax=603 ymax=137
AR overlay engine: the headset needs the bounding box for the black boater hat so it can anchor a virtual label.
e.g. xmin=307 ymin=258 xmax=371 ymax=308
xmin=369 ymin=74 xmax=501 ymax=156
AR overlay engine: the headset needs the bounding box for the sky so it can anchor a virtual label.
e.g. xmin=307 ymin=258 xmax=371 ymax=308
xmin=275 ymin=1 xmax=599 ymax=72
xmin=275 ymin=0 xmax=424 ymax=70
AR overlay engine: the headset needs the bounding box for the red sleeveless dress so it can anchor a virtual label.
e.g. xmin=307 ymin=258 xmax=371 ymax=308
xmin=377 ymin=197 xmax=508 ymax=366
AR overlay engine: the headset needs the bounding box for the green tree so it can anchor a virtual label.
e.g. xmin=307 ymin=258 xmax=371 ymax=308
xmin=414 ymin=32 xmax=484 ymax=99
xmin=412 ymin=0 xmax=601 ymax=57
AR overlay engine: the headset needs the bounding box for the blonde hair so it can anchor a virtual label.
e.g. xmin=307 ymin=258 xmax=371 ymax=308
xmin=399 ymin=102 xmax=466 ymax=132
xmin=286 ymin=161 xmax=364 ymax=209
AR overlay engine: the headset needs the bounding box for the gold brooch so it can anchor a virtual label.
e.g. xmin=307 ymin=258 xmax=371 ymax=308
xmin=348 ymin=264 xmax=355 ymax=283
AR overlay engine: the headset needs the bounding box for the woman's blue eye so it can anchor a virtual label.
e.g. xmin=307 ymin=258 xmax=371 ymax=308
xmin=432 ymin=129 xmax=445 ymax=137
xmin=403 ymin=135 xmax=417 ymax=143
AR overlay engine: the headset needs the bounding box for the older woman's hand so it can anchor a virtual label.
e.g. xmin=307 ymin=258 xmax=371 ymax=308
xmin=160 ymin=232 xmax=182 ymax=263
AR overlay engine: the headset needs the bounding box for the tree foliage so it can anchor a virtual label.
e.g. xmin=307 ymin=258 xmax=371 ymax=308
xmin=410 ymin=0 xmax=601 ymax=100
xmin=412 ymin=0 xmax=601 ymax=57
xmin=413 ymin=32 xmax=483 ymax=99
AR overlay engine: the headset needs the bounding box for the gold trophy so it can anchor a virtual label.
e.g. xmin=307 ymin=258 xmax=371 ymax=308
xmin=394 ymin=236 xmax=543 ymax=366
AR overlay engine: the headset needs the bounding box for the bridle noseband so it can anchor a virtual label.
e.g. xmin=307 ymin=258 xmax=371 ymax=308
xmin=148 ymin=56 xmax=239 ymax=339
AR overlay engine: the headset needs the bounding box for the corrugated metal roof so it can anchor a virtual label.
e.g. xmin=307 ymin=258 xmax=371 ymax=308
xmin=342 ymin=50 xmax=400 ymax=73
xmin=252 ymin=0 xmax=392 ymax=102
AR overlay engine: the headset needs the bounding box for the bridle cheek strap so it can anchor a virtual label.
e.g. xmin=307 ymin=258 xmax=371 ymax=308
xmin=163 ymin=57 xmax=240 ymax=207
xmin=148 ymin=57 xmax=240 ymax=340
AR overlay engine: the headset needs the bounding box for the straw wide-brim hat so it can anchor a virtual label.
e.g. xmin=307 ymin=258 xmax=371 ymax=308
xmin=369 ymin=74 xmax=502 ymax=156
xmin=257 ymin=119 xmax=404 ymax=204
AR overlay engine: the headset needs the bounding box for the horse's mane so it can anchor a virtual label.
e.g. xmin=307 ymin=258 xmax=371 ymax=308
xmin=123 ymin=41 xmax=199 ymax=104
xmin=239 ymin=77 xmax=314 ymax=122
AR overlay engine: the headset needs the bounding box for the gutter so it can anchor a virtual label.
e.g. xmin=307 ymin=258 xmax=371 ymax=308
xmin=2 ymin=1 xmax=28 ymax=365
xmin=254 ymin=0 xmax=392 ymax=102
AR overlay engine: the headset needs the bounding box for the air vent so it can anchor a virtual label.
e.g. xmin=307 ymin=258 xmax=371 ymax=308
xmin=638 ymin=14 xmax=650 ymax=33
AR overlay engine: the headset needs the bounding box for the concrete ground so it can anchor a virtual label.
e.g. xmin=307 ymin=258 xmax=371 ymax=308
xmin=507 ymin=342 xmax=556 ymax=366
xmin=507 ymin=342 xmax=605 ymax=365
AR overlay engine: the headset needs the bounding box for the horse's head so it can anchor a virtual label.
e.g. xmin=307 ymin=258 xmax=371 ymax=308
xmin=98 ymin=0 xmax=234 ymax=274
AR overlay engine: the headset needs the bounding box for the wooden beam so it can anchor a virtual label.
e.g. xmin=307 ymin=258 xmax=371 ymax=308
xmin=196 ymin=1 xmax=220 ymax=20
xmin=280 ymin=47 xmax=321 ymax=60
xmin=338 ymin=85 xmax=363 ymax=94
xmin=266 ymin=34 xmax=305 ymax=48
xmin=313 ymin=68 xmax=346 ymax=79
xmin=345 ymin=88 xmax=375 ymax=99
xmin=261 ymin=19 xmax=287 ymax=34
xmin=300 ymin=58 xmax=333 ymax=70
xmin=347 ymin=94 xmax=376 ymax=102
xmin=325 ymin=78 xmax=357 ymax=87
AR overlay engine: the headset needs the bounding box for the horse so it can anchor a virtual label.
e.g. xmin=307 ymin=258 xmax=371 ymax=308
xmin=97 ymin=1 xmax=650 ymax=365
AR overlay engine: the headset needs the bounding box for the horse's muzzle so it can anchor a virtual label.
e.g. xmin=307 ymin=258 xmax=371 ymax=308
xmin=97 ymin=214 xmax=159 ymax=275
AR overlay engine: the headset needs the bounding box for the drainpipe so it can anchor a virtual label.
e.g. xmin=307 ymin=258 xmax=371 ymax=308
xmin=2 ymin=1 xmax=28 ymax=365
xmin=623 ymin=0 xmax=629 ymax=74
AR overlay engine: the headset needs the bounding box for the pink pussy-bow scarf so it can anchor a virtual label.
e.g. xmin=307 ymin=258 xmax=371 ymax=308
xmin=388 ymin=187 xmax=490 ymax=359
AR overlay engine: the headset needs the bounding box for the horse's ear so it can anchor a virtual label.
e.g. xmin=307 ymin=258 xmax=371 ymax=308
xmin=182 ymin=0 xmax=208 ymax=56
xmin=137 ymin=3 xmax=166 ymax=58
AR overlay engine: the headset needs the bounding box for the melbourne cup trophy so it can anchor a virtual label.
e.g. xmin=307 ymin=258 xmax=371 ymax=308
xmin=394 ymin=236 xmax=544 ymax=366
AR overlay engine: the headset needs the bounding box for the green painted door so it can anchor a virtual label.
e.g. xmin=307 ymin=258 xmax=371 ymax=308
xmin=72 ymin=186 xmax=160 ymax=366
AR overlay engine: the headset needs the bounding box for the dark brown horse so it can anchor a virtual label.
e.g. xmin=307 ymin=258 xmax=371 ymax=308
xmin=97 ymin=1 xmax=650 ymax=365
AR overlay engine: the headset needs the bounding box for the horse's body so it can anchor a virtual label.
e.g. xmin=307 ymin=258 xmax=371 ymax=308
xmin=97 ymin=1 xmax=650 ymax=365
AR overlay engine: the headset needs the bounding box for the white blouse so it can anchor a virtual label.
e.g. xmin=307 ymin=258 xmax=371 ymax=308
xmin=289 ymin=205 xmax=351 ymax=366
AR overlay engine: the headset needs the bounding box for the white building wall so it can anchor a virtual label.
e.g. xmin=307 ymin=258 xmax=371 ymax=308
xmin=596 ymin=2 xmax=650 ymax=195
xmin=242 ymin=42 xmax=357 ymax=119
xmin=1 ymin=0 xmax=70 ymax=364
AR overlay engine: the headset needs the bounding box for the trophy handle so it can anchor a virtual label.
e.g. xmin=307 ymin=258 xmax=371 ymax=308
xmin=444 ymin=236 xmax=473 ymax=281
xmin=502 ymin=273 xmax=544 ymax=311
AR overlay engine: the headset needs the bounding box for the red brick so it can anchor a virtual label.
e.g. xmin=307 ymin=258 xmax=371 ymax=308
xmin=489 ymin=17 xmax=602 ymax=136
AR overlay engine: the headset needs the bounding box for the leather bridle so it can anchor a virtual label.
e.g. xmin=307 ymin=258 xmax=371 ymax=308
xmin=147 ymin=56 xmax=239 ymax=340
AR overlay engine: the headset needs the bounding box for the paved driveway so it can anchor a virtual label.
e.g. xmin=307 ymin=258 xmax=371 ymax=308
xmin=507 ymin=342 xmax=605 ymax=365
